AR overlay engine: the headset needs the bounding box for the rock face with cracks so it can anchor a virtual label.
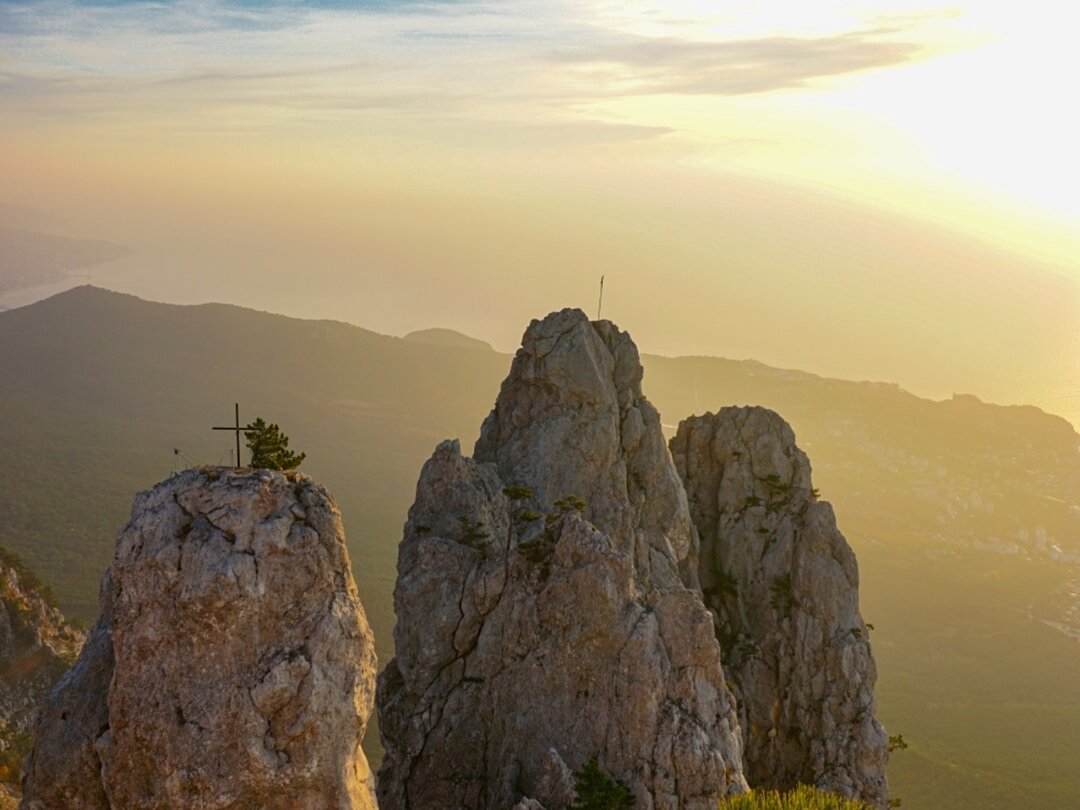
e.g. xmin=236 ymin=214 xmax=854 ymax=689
xmin=377 ymin=308 xmax=747 ymax=810
xmin=20 ymin=468 xmax=378 ymax=810
xmin=671 ymin=407 xmax=888 ymax=808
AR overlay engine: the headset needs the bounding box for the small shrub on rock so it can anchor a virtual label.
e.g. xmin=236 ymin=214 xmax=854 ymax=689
xmin=571 ymin=759 xmax=634 ymax=810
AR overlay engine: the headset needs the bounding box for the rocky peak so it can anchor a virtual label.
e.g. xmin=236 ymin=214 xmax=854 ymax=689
xmin=378 ymin=309 xmax=746 ymax=809
xmin=474 ymin=308 xmax=699 ymax=586
xmin=671 ymin=406 xmax=888 ymax=807
xmin=21 ymin=468 xmax=378 ymax=810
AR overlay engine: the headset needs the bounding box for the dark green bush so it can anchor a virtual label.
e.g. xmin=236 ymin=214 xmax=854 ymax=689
xmin=554 ymin=494 xmax=587 ymax=513
xmin=769 ymin=574 xmax=799 ymax=618
xmin=457 ymin=515 xmax=490 ymax=549
xmin=571 ymin=759 xmax=634 ymax=810
xmin=503 ymin=485 xmax=535 ymax=501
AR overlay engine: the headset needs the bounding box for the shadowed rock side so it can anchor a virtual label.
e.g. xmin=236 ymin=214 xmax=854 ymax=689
xmin=21 ymin=468 xmax=378 ymax=810
xmin=377 ymin=309 xmax=746 ymax=810
xmin=0 ymin=552 xmax=83 ymax=787
xmin=670 ymin=407 xmax=888 ymax=808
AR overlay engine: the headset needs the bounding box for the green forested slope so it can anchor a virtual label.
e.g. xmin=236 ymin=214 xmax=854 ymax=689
xmin=2 ymin=286 xmax=1079 ymax=808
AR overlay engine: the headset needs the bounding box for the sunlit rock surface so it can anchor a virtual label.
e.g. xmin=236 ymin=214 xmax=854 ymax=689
xmin=377 ymin=309 xmax=746 ymax=809
xmin=21 ymin=468 xmax=378 ymax=810
xmin=672 ymin=407 xmax=888 ymax=808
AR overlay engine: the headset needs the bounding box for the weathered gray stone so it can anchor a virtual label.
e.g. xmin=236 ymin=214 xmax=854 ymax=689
xmin=378 ymin=309 xmax=746 ymax=809
xmin=671 ymin=406 xmax=888 ymax=808
xmin=533 ymin=749 xmax=576 ymax=809
xmin=18 ymin=575 xmax=111 ymax=810
xmin=21 ymin=469 xmax=377 ymax=810
xmin=474 ymin=311 xmax=700 ymax=589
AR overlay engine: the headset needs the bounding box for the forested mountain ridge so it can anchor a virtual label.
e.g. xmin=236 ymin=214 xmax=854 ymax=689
xmin=2 ymin=285 xmax=1080 ymax=808
xmin=648 ymin=356 xmax=1079 ymax=560
xmin=2 ymin=285 xmax=1077 ymax=620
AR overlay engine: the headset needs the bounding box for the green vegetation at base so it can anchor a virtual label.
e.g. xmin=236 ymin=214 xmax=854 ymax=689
xmin=4 ymin=288 xmax=1080 ymax=807
xmin=571 ymin=759 xmax=634 ymax=810
xmin=857 ymin=530 xmax=1080 ymax=810
xmin=719 ymin=785 xmax=872 ymax=810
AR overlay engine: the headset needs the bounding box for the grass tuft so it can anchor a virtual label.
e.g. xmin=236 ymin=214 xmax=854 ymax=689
xmin=719 ymin=786 xmax=874 ymax=810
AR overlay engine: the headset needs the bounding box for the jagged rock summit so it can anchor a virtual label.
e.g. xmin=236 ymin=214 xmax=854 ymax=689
xmin=377 ymin=308 xmax=747 ymax=809
xmin=21 ymin=468 xmax=378 ymax=810
xmin=671 ymin=407 xmax=889 ymax=808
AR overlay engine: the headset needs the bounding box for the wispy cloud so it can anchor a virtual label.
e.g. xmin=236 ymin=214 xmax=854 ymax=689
xmin=0 ymin=0 xmax=941 ymax=142
xmin=550 ymin=30 xmax=921 ymax=96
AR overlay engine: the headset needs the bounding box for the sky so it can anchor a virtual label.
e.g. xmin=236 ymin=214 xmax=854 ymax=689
xmin=1 ymin=0 xmax=1078 ymax=425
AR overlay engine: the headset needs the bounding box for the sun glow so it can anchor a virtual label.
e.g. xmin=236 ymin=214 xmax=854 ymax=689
xmin=0 ymin=0 xmax=1077 ymax=424
xmin=578 ymin=2 xmax=1080 ymax=267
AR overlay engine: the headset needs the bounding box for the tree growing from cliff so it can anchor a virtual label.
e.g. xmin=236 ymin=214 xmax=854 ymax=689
xmin=571 ymin=759 xmax=634 ymax=810
xmin=244 ymin=418 xmax=306 ymax=470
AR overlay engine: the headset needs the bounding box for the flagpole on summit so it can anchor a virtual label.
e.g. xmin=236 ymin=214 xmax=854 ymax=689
xmin=597 ymin=275 xmax=605 ymax=320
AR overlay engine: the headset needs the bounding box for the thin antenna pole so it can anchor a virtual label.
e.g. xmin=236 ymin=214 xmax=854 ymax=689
xmin=597 ymin=275 xmax=605 ymax=320
xmin=234 ymin=403 xmax=241 ymax=469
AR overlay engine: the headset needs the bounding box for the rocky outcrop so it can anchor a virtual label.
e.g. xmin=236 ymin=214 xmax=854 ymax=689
xmin=377 ymin=309 xmax=746 ymax=809
xmin=0 ymin=550 xmax=83 ymax=788
xmin=671 ymin=407 xmax=888 ymax=807
xmin=21 ymin=468 xmax=378 ymax=810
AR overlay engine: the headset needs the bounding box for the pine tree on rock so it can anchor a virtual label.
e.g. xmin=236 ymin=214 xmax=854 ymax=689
xmin=571 ymin=760 xmax=634 ymax=810
xmin=243 ymin=418 xmax=306 ymax=470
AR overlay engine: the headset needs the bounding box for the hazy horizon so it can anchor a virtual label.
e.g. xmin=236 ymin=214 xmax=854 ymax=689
xmin=4 ymin=276 xmax=1078 ymax=435
xmin=2 ymin=1 xmax=1078 ymax=426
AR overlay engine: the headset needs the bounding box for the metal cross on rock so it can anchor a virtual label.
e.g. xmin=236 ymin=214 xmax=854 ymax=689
xmin=212 ymin=403 xmax=245 ymax=469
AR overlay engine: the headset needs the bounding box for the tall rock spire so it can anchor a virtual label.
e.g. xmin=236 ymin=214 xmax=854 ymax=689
xmin=378 ymin=309 xmax=746 ymax=809
xmin=671 ymin=406 xmax=889 ymax=808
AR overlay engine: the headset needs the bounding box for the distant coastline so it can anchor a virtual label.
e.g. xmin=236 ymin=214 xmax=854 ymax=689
xmin=0 ymin=276 xmax=96 ymax=312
